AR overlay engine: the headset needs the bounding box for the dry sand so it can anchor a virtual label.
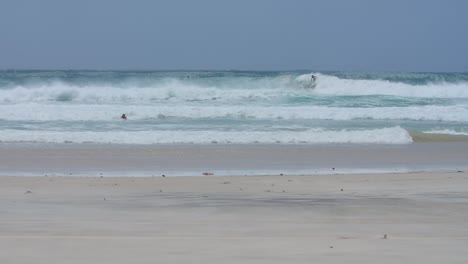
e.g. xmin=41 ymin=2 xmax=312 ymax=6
xmin=1 ymin=172 xmax=468 ymax=263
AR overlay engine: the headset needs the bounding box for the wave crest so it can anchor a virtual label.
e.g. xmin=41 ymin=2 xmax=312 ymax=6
xmin=1 ymin=73 xmax=468 ymax=104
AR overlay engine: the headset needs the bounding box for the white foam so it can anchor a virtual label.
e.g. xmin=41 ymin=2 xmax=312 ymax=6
xmin=423 ymin=129 xmax=468 ymax=136
xmin=0 ymin=127 xmax=412 ymax=144
xmin=0 ymin=104 xmax=467 ymax=122
xmin=297 ymin=73 xmax=468 ymax=98
xmin=0 ymin=77 xmax=297 ymax=104
xmin=1 ymin=74 xmax=468 ymax=105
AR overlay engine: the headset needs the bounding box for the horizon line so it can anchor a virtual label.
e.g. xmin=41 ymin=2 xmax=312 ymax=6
xmin=0 ymin=68 xmax=467 ymax=74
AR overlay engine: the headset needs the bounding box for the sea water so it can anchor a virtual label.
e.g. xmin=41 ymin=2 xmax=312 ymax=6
xmin=1 ymin=70 xmax=467 ymax=144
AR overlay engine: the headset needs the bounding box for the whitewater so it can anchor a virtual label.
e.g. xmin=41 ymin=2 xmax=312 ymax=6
xmin=1 ymin=70 xmax=468 ymax=144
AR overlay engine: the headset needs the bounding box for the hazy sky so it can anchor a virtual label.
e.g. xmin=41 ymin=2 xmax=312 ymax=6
xmin=1 ymin=0 xmax=467 ymax=72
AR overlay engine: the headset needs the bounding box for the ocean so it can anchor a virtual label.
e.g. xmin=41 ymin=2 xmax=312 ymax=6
xmin=1 ymin=70 xmax=468 ymax=145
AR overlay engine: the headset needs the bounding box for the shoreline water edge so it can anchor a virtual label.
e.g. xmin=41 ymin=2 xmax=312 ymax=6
xmin=1 ymin=70 xmax=467 ymax=176
xmin=1 ymin=142 xmax=467 ymax=177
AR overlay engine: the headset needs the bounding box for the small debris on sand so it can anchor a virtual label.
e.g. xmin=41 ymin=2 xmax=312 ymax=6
xmin=202 ymin=172 xmax=214 ymax=176
xmin=25 ymin=190 xmax=32 ymax=194
xmin=340 ymin=188 xmax=344 ymax=191
xmin=239 ymin=187 xmax=244 ymax=191
xmin=330 ymin=246 xmax=334 ymax=249
xmin=222 ymin=181 xmax=230 ymax=184
xmin=162 ymin=175 xmax=166 ymax=177
xmin=383 ymin=234 xmax=388 ymax=239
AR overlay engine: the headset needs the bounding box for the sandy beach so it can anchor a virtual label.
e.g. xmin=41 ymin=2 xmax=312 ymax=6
xmin=2 ymin=142 xmax=468 ymax=176
xmin=1 ymin=172 xmax=468 ymax=263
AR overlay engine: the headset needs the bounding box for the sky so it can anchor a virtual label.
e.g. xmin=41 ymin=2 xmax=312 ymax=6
xmin=0 ymin=0 xmax=467 ymax=72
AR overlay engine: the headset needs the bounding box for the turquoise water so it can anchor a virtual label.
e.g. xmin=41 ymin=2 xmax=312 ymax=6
xmin=0 ymin=70 xmax=467 ymax=144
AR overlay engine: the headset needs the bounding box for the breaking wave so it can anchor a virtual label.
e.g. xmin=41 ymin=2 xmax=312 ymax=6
xmin=0 ymin=127 xmax=412 ymax=144
xmin=0 ymin=72 xmax=468 ymax=104
xmin=1 ymin=70 xmax=467 ymax=145
xmin=0 ymin=104 xmax=466 ymax=122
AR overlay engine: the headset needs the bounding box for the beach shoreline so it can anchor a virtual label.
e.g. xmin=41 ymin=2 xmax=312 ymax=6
xmin=2 ymin=141 xmax=467 ymax=263
xmin=1 ymin=141 xmax=467 ymax=177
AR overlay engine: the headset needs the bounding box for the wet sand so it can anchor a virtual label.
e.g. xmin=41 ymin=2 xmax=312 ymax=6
xmin=1 ymin=172 xmax=468 ymax=263
xmin=1 ymin=142 xmax=468 ymax=176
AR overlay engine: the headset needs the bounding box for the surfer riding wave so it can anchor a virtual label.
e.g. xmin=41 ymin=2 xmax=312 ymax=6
xmin=309 ymin=74 xmax=317 ymax=88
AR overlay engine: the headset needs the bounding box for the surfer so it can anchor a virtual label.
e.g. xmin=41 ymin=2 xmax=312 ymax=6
xmin=309 ymin=74 xmax=317 ymax=88
xmin=121 ymin=114 xmax=127 ymax=120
